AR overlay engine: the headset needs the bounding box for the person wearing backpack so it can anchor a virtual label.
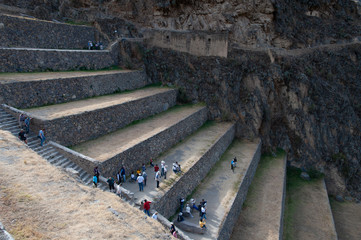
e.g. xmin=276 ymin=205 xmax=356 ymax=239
xmin=155 ymin=170 xmax=160 ymax=188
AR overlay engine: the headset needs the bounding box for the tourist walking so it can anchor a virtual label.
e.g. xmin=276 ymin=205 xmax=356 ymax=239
xmin=180 ymin=197 xmax=185 ymax=212
xmin=143 ymin=171 xmax=147 ymax=186
xmin=164 ymin=165 xmax=168 ymax=179
xmin=143 ymin=199 xmax=152 ymax=216
xmin=149 ymin=158 xmax=154 ymax=167
xmin=94 ymin=166 xmax=100 ymax=183
xmin=19 ymin=113 xmax=26 ymax=128
xmin=93 ymin=175 xmax=98 ymax=188
xmin=137 ymin=174 xmax=144 ymax=191
xmin=120 ymin=166 xmax=126 ymax=183
xmin=38 ymin=128 xmax=46 ymax=146
xmin=161 ymin=160 xmax=165 ymax=177
xmin=24 ymin=117 xmax=31 ymax=134
xmin=155 ymin=170 xmax=161 ymax=188
xmin=201 ymin=206 xmax=207 ymax=219
xmin=142 ymin=163 xmax=146 ymax=172
xmin=18 ymin=129 xmax=27 ymax=144
xmin=199 ymin=218 xmax=207 ymax=229
xmin=107 ymin=177 xmax=115 ymax=192
xmin=116 ymin=171 xmax=121 ymax=184
xmin=186 ymin=204 xmax=193 ymax=218
xmin=154 ymin=164 xmax=159 ymax=175
xmin=170 ymin=223 xmax=176 ymax=234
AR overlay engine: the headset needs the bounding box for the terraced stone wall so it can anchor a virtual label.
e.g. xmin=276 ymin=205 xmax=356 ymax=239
xmin=0 ymin=14 xmax=99 ymax=49
xmin=0 ymin=70 xmax=149 ymax=108
xmin=0 ymin=46 xmax=119 ymax=72
xmin=155 ymin=123 xmax=236 ymax=218
xmin=2 ymin=90 xmax=177 ymax=146
xmin=100 ymin=107 xmax=208 ymax=178
xmin=217 ymin=140 xmax=261 ymax=240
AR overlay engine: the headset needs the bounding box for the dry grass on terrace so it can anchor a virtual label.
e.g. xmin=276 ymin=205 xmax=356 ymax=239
xmin=0 ymin=130 xmax=170 ymax=240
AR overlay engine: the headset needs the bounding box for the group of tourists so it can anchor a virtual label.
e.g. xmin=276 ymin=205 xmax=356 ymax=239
xmin=87 ymin=40 xmax=104 ymax=50
xmin=176 ymin=197 xmax=208 ymax=229
xmin=17 ymin=113 xmax=46 ymax=146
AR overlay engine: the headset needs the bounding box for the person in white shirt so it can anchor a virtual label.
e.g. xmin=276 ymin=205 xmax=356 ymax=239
xmin=137 ymin=174 xmax=144 ymax=191
xmin=152 ymin=212 xmax=158 ymax=220
xmin=186 ymin=204 xmax=193 ymax=218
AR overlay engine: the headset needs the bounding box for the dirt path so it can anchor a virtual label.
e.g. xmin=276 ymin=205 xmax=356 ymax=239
xmin=0 ymin=130 xmax=170 ymax=240
xmin=330 ymin=199 xmax=361 ymax=240
xmin=283 ymin=174 xmax=337 ymax=240
xmin=23 ymin=87 xmax=171 ymax=120
xmin=0 ymin=70 xmax=133 ymax=84
xmin=184 ymin=139 xmax=259 ymax=240
xmin=230 ymin=152 xmax=286 ymax=240
xmin=121 ymin=122 xmax=233 ymax=204
xmin=72 ymin=105 xmax=205 ymax=161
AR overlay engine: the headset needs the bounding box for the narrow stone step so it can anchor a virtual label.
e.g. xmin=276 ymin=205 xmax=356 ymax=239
xmin=185 ymin=139 xmax=261 ymax=240
xmin=0 ymin=70 xmax=149 ymax=108
xmin=54 ymin=158 xmax=68 ymax=167
xmin=42 ymin=151 xmax=59 ymax=159
xmin=79 ymin=170 xmax=89 ymax=180
xmin=36 ymin=146 xmax=54 ymax=155
xmin=20 ymin=87 xmax=177 ymax=146
xmin=282 ymin=171 xmax=337 ymax=240
xmin=48 ymin=155 xmax=64 ymax=164
xmin=230 ymin=151 xmax=287 ymax=240
xmin=73 ymin=104 xmax=208 ymax=178
xmin=0 ymin=116 xmax=14 ymax=121
xmin=0 ymin=121 xmax=18 ymax=128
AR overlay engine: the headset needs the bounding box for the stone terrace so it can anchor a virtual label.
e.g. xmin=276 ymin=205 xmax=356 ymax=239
xmin=0 ymin=70 xmax=149 ymax=108
xmin=10 ymin=87 xmax=177 ymax=146
xmin=72 ymin=104 xmax=208 ymax=177
xmin=0 ymin=46 xmax=119 ymax=72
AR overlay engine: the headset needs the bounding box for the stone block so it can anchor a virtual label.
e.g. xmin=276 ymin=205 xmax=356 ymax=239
xmin=174 ymin=221 xmax=206 ymax=234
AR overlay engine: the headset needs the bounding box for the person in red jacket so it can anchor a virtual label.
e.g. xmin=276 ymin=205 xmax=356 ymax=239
xmin=143 ymin=199 xmax=152 ymax=216
xmin=154 ymin=164 xmax=159 ymax=173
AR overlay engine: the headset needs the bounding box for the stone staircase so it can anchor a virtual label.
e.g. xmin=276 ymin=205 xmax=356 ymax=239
xmin=0 ymin=107 xmax=108 ymax=191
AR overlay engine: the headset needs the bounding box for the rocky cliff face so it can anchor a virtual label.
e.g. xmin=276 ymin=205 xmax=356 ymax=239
xmin=143 ymin=42 xmax=361 ymax=198
xmin=2 ymin=0 xmax=360 ymax=48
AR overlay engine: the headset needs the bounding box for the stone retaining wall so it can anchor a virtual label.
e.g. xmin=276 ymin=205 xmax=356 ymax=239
xmin=0 ymin=14 xmax=100 ymax=49
xmin=100 ymin=107 xmax=208 ymax=178
xmin=155 ymin=123 xmax=236 ymax=218
xmin=217 ymin=140 xmax=261 ymax=240
xmin=0 ymin=46 xmax=119 ymax=72
xmin=0 ymin=70 xmax=150 ymax=108
xmin=50 ymin=141 xmax=100 ymax=177
xmin=2 ymin=89 xmax=177 ymax=146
